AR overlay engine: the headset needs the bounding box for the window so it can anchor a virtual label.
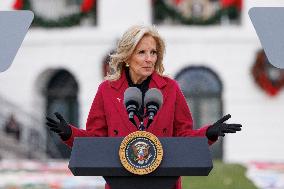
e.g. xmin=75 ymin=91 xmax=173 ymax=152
xmin=175 ymin=66 xmax=223 ymax=159
xmin=45 ymin=69 xmax=79 ymax=158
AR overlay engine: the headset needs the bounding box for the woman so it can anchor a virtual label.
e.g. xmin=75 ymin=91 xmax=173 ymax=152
xmin=46 ymin=25 xmax=242 ymax=189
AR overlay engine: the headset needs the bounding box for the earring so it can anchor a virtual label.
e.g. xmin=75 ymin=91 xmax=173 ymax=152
xmin=125 ymin=63 xmax=129 ymax=67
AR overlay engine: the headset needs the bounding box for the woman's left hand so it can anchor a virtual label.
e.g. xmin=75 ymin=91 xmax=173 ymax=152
xmin=206 ymin=114 xmax=242 ymax=140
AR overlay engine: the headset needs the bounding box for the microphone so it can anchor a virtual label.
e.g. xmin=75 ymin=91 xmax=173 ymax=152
xmin=123 ymin=87 xmax=142 ymax=127
xmin=144 ymin=88 xmax=163 ymax=128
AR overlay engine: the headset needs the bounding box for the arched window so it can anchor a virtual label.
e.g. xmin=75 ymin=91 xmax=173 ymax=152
xmin=101 ymin=49 xmax=115 ymax=78
xmin=175 ymin=66 xmax=223 ymax=159
xmin=44 ymin=69 xmax=79 ymax=159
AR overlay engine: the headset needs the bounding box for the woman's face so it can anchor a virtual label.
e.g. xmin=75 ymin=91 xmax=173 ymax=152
xmin=128 ymin=35 xmax=158 ymax=84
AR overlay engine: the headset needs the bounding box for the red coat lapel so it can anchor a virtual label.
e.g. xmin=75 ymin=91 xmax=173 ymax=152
xmin=109 ymin=71 xmax=137 ymax=133
xmin=108 ymin=71 xmax=170 ymax=133
xmin=147 ymin=72 xmax=170 ymax=132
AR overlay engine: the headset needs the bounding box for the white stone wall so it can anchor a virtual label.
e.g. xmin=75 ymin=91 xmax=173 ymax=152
xmin=159 ymin=26 xmax=284 ymax=163
xmin=0 ymin=0 xmax=14 ymax=10
xmin=98 ymin=0 xmax=152 ymax=30
xmin=0 ymin=0 xmax=284 ymax=163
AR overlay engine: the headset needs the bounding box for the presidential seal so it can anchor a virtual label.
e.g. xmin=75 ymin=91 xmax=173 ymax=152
xmin=119 ymin=131 xmax=163 ymax=175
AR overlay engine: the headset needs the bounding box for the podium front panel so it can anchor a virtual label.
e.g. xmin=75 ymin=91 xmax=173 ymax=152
xmin=69 ymin=137 xmax=213 ymax=176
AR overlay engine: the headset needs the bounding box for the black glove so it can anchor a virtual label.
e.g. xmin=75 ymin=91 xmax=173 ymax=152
xmin=206 ymin=114 xmax=242 ymax=141
xmin=46 ymin=112 xmax=72 ymax=141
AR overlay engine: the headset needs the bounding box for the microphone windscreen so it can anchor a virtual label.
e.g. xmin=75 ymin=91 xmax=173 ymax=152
xmin=144 ymin=88 xmax=163 ymax=108
xmin=124 ymin=87 xmax=142 ymax=108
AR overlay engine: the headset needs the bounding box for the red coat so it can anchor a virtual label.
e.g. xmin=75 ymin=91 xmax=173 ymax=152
xmin=64 ymin=70 xmax=215 ymax=189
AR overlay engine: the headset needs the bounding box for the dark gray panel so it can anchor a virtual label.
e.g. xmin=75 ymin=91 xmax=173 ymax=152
xmin=69 ymin=137 xmax=213 ymax=176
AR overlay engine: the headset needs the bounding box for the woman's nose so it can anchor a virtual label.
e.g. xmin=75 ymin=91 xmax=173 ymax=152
xmin=145 ymin=52 xmax=154 ymax=62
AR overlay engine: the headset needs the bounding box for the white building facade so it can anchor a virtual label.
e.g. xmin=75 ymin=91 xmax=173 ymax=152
xmin=0 ymin=0 xmax=283 ymax=162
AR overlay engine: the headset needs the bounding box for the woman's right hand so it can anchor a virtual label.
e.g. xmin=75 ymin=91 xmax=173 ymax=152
xmin=46 ymin=112 xmax=72 ymax=141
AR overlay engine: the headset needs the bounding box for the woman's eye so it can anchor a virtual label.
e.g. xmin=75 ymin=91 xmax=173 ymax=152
xmin=151 ymin=50 xmax=157 ymax=55
xmin=138 ymin=50 xmax=145 ymax=54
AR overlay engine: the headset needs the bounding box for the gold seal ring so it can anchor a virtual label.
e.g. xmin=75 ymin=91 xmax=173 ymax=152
xmin=119 ymin=131 xmax=163 ymax=175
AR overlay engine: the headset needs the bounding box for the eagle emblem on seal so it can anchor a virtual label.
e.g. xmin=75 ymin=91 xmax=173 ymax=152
xmin=132 ymin=141 xmax=152 ymax=164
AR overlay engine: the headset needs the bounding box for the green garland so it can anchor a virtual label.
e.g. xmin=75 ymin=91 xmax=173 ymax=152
xmin=153 ymin=0 xmax=240 ymax=25
xmin=20 ymin=0 xmax=96 ymax=28
xmin=18 ymin=0 xmax=238 ymax=27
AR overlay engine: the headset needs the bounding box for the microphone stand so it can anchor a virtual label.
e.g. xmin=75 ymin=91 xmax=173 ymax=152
xmin=138 ymin=122 xmax=145 ymax=131
xmin=137 ymin=112 xmax=145 ymax=131
xmin=133 ymin=110 xmax=157 ymax=131
xmin=128 ymin=110 xmax=153 ymax=131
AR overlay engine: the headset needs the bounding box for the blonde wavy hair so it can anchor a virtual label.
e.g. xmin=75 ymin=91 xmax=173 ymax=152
xmin=105 ymin=25 xmax=166 ymax=81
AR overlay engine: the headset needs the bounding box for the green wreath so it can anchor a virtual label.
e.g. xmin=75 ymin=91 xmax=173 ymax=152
xmin=153 ymin=0 xmax=240 ymax=25
xmin=251 ymin=50 xmax=284 ymax=96
xmin=13 ymin=0 xmax=96 ymax=28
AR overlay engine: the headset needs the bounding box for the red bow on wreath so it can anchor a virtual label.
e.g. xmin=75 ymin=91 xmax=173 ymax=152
xmin=81 ymin=0 xmax=96 ymax=13
xmin=221 ymin=0 xmax=242 ymax=11
xmin=13 ymin=0 xmax=24 ymax=10
xmin=13 ymin=0 xmax=96 ymax=13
